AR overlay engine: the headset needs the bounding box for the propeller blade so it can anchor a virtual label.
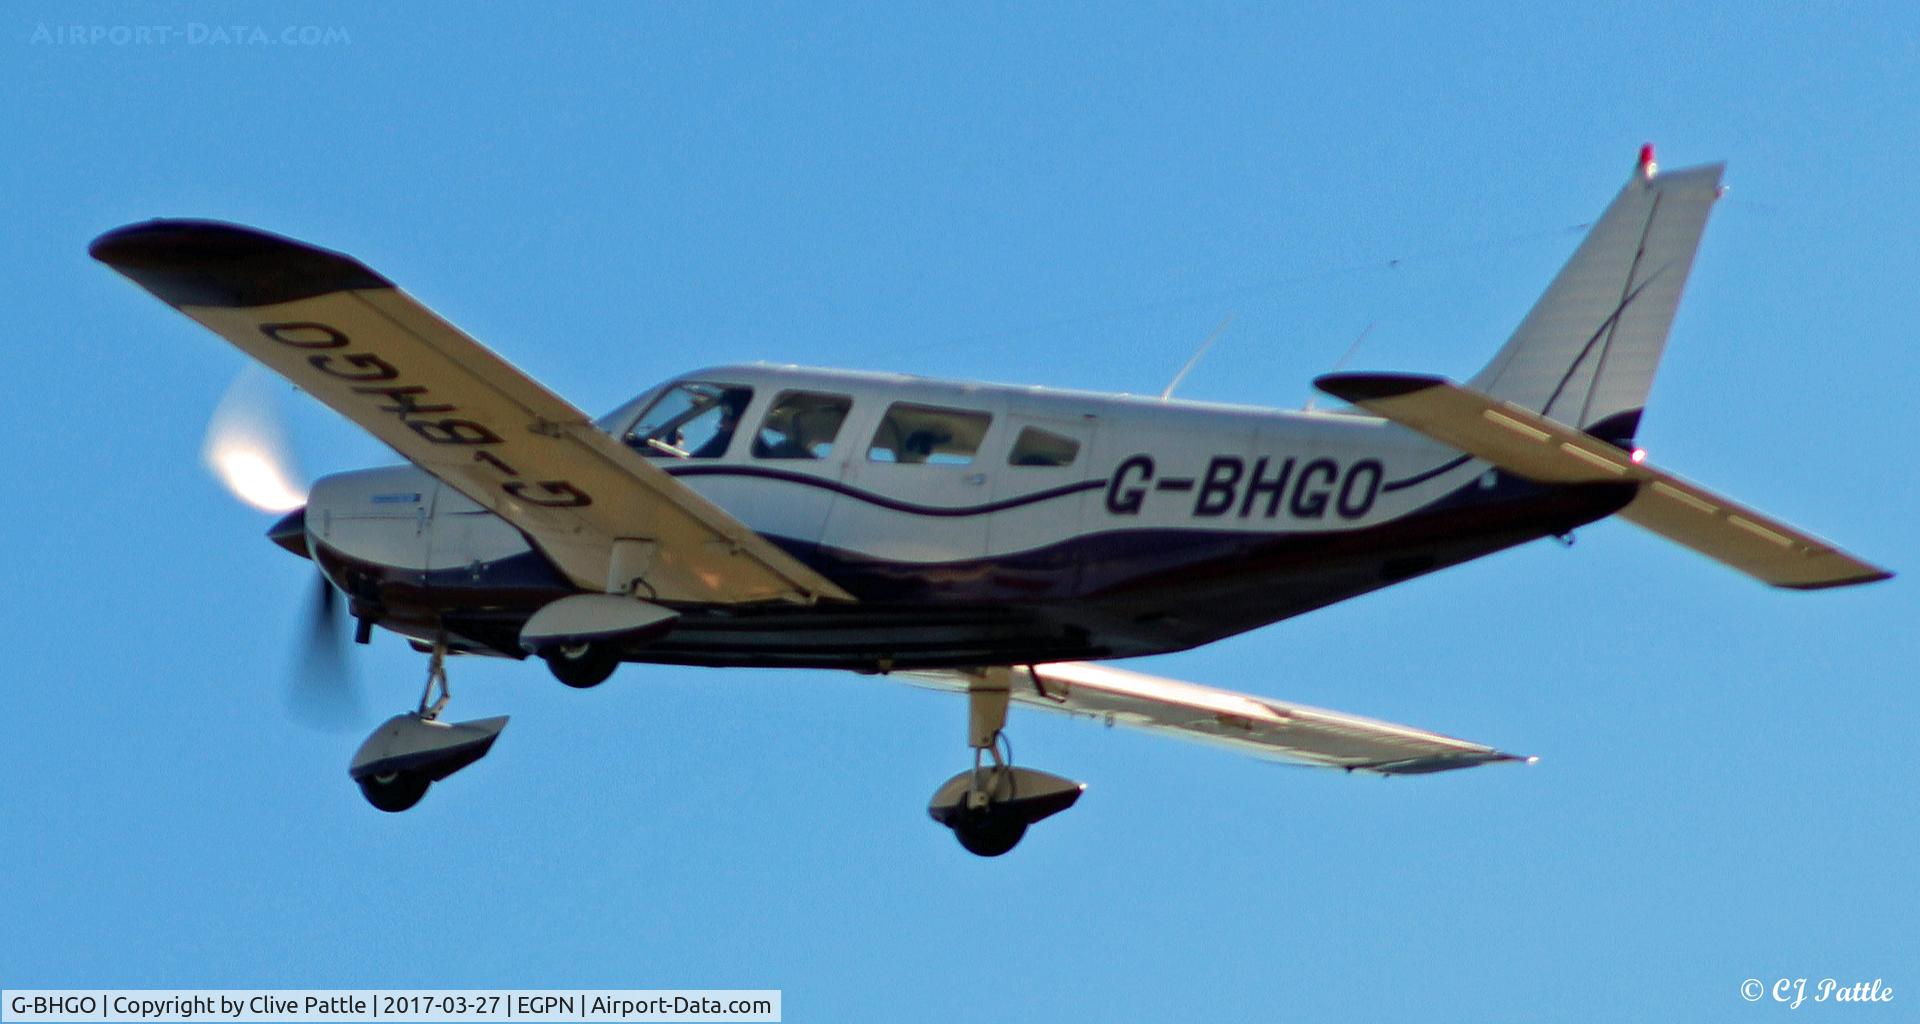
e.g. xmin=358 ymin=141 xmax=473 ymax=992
xmin=205 ymin=366 xmax=307 ymax=513
xmin=286 ymin=570 xmax=362 ymax=731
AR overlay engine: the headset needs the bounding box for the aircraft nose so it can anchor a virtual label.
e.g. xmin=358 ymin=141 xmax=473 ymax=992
xmin=267 ymin=505 xmax=311 ymax=559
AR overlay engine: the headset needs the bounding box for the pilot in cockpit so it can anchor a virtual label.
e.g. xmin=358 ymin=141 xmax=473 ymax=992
xmin=626 ymin=382 xmax=753 ymax=459
xmin=689 ymin=390 xmax=750 ymax=459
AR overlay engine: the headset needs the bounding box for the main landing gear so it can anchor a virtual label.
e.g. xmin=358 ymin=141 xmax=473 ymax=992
xmin=926 ymin=668 xmax=1085 ymax=857
xmin=348 ymin=635 xmax=509 ymax=813
xmin=543 ymin=641 xmax=619 ymax=689
xmin=519 ymin=593 xmax=683 ymax=690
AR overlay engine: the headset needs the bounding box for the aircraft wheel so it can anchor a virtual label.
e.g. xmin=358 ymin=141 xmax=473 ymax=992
xmin=545 ymin=642 xmax=618 ymax=689
xmin=358 ymin=770 xmax=430 ymax=813
xmin=950 ymin=812 xmax=1028 ymax=858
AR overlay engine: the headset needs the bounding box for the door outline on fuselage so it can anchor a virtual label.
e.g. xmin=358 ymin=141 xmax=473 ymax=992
xmin=987 ymin=410 xmax=1101 ymax=599
xmin=818 ymin=390 xmax=1012 ymax=568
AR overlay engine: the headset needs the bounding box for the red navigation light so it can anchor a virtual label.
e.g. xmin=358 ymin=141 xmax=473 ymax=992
xmin=1638 ymin=143 xmax=1657 ymax=179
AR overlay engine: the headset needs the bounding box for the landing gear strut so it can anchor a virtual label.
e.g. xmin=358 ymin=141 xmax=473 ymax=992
xmin=926 ymin=668 xmax=1085 ymax=857
xmin=348 ymin=634 xmax=509 ymax=813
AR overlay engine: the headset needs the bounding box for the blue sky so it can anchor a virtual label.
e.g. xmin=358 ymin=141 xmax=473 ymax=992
xmin=4 ymin=3 xmax=1916 ymax=1020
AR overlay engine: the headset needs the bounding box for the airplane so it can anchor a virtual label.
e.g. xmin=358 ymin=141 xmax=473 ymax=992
xmin=91 ymin=147 xmax=1890 ymax=856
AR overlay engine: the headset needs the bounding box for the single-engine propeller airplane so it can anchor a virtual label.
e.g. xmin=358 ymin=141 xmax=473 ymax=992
xmin=93 ymin=147 xmax=1890 ymax=855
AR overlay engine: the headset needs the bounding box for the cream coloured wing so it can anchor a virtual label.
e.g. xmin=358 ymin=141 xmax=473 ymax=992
xmin=93 ymin=219 xmax=852 ymax=605
xmin=902 ymin=662 xmax=1530 ymax=774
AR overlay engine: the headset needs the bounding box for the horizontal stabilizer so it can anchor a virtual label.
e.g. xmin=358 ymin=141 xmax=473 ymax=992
xmin=1316 ymin=372 xmax=1892 ymax=589
xmin=902 ymin=662 xmax=1530 ymax=775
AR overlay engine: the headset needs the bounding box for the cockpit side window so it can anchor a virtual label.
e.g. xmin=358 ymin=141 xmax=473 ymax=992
xmin=624 ymin=382 xmax=754 ymax=459
xmin=752 ymin=391 xmax=852 ymax=460
xmin=1008 ymin=427 xmax=1081 ymax=467
xmin=867 ymin=402 xmax=992 ymax=466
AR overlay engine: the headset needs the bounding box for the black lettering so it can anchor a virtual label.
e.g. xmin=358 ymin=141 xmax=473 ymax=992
xmin=1193 ymin=456 xmax=1242 ymax=517
xmin=408 ymin=418 xmax=502 ymax=445
xmin=259 ymin=321 xmax=348 ymax=349
xmin=353 ymin=384 xmax=455 ymax=417
xmin=1337 ymin=459 xmax=1384 ymax=518
xmin=308 ymin=352 xmax=399 ymax=382
xmin=1106 ymin=455 xmax=1154 ymax=514
xmin=503 ymin=480 xmax=591 ymax=508
xmin=1239 ymin=456 xmax=1295 ymax=518
xmin=1290 ymin=458 xmax=1338 ymax=519
xmin=473 ymin=449 xmax=519 ymax=476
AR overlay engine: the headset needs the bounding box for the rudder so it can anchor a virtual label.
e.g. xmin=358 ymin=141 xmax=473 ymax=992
xmin=1466 ymin=148 xmax=1724 ymax=448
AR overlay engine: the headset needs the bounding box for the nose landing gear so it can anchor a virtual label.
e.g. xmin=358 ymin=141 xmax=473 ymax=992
xmin=348 ymin=636 xmax=509 ymax=812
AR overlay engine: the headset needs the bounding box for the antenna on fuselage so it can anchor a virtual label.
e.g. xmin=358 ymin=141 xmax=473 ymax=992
xmin=1160 ymin=315 xmax=1235 ymax=401
xmin=1305 ymin=321 xmax=1375 ymax=411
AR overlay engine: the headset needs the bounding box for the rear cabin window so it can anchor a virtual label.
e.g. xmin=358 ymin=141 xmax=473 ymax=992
xmin=624 ymin=382 xmax=754 ymax=459
xmin=752 ymin=391 xmax=852 ymax=460
xmin=867 ymin=403 xmax=992 ymax=466
xmin=1008 ymin=427 xmax=1080 ymax=467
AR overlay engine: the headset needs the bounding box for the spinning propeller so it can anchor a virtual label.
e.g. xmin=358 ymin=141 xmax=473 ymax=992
xmin=204 ymin=368 xmax=363 ymax=729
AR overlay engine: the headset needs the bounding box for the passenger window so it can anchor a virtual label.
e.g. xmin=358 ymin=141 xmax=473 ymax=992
xmin=624 ymin=382 xmax=754 ymax=459
xmin=752 ymin=391 xmax=852 ymax=460
xmin=1008 ymin=427 xmax=1080 ymax=467
xmin=868 ymin=402 xmax=992 ymax=466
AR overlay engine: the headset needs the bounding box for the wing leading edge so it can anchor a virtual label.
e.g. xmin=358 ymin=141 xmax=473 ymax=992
xmin=92 ymin=220 xmax=853 ymax=606
xmin=901 ymin=662 xmax=1530 ymax=775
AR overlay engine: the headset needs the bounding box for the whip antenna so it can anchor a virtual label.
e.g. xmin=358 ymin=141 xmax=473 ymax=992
xmin=1161 ymin=315 xmax=1235 ymax=401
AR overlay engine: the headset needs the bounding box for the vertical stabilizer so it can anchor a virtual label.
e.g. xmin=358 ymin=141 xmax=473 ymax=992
xmin=1466 ymin=148 xmax=1723 ymax=447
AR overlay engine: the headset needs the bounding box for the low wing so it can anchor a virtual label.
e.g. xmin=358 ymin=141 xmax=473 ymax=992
xmin=901 ymin=662 xmax=1529 ymax=775
xmin=92 ymin=220 xmax=852 ymax=605
xmin=1315 ymin=372 xmax=1892 ymax=589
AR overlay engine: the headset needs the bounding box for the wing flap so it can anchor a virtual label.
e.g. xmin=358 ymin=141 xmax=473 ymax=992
xmin=902 ymin=662 xmax=1528 ymax=775
xmin=93 ymin=219 xmax=852 ymax=604
xmin=1316 ymin=372 xmax=1892 ymax=590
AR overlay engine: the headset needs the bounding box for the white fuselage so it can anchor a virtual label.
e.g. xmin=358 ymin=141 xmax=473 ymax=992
xmin=304 ymin=364 xmax=1626 ymax=668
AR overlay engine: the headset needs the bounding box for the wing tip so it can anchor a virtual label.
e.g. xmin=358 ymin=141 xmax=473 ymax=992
xmin=1368 ymin=749 xmax=1533 ymax=775
xmin=1777 ymin=568 xmax=1896 ymax=591
xmin=90 ymin=218 xmax=391 ymax=308
xmin=1313 ymin=371 xmax=1450 ymax=405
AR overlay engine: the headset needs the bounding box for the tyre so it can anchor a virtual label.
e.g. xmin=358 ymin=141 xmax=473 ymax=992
xmin=358 ymin=771 xmax=430 ymax=813
xmin=545 ymin=642 xmax=618 ymax=688
xmin=951 ymin=813 xmax=1028 ymax=857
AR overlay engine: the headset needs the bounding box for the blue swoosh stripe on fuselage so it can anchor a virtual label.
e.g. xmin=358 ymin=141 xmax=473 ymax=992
xmin=1382 ymin=454 xmax=1474 ymax=492
xmin=669 ymin=459 xmax=1477 ymax=515
xmin=661 ymin=464 xmax=1105 ymax=517
xmin=331 ymin=471 xmax=1635 ymax=669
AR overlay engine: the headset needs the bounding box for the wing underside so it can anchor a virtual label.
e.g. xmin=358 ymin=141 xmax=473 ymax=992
xmin=92 ymin=219 xmax=852 ymax=605
xmin=902 ymin=662 xmax=1530 ymax=775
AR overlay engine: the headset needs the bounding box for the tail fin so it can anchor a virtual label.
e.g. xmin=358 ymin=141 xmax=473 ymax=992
xmin=1467 ymin=148 xmax=1724 ymax=448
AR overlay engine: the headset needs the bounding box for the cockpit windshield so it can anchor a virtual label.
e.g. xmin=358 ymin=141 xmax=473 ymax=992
xmin=623 ymin=382 xmax=754 ymax=459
